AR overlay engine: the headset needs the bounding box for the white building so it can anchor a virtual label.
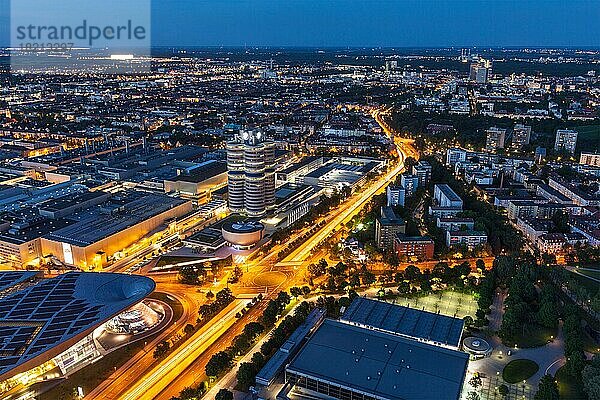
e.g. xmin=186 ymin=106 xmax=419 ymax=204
xmin=554 ymin=129 xmax=578 ymax=154
xmin=386 ymin=185 xmax=405 ymax=207
xmin=580 ymin=152 xmax=600 ymax=167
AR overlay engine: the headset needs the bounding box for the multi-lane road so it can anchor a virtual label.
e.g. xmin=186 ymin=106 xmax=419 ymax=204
xmin=87 ymin=107 xmax=415 ymax=400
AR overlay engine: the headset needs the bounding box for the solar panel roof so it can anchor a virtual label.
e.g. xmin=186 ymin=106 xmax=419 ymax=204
xmin=340 ymin=297 xmax=464 ymax=348
xmin=0 ymin=272 xmax=155 ymax=379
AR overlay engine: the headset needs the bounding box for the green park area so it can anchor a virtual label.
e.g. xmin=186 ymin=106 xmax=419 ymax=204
xmin=394 ymin=290 xmax=477 ymax=319
xmin=502 ymin=359 xmax=539 ymax=384
xmin=555 ymin=366 xmax=587 ymax=400
xmin=574 ymin=125 xmax=600 ymax=152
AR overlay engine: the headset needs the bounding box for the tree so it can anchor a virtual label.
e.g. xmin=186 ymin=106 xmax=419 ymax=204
xmin=205 ymin=351 xmax=233 ymax=377
xmin=277 ymin=291 xmax=291 ymax=307
xmin=534 ymin=375 xmax=559 ymax=400
xmin=301 ymin=286 xmax=311 ymax=296
xmin=469 ymin=374 xmax=482 ymax=389
xmin=466 ymin=392 xmax=480 ymax=400
xmin=404 ymin=265 xmax=421 ymax=282
xmin=153 ymin=340 xmax=170 ymax=359
xmin=206 ymin=290 xmax=214 ymax=300
xmin=463 ymin=316 xmax=474 ymax=328
xmin=215 ymin=389 xmax=234 ymax=400
xmin=184 ymin=323 xmax=195 ymax=336
xmin=398 ymin=281 xmax=411 ymax=294
xmin=179 ymin=265 xmax=202 ymax=285
xmin=178 ymin=387 xmax=200 ymax=400
xmin=475 ymin=259 xmax=486 ymax=273
xmin=237 ymin=362 xmax=257 ymax=389
xmin=216 ymin=288 xmax=234 ymax=305
xmin=498 ymin=384 xmax=509 ymax=397
xmin=537 ymin=296 xmax=559 ymax=329
xmin=582 ymin=358 xmax=600 ymax=400
xmin=290 ymin=286 xmax=302 ymax=299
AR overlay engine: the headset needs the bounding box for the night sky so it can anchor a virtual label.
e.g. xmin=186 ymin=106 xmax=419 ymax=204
xmin=1 ymin=0 xmax=599 ymax=48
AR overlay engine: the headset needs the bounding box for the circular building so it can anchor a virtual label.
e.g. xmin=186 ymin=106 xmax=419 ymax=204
xmin=462 ymin=336 xmax=492 ymax=359
xmin=222 ymin=220 xmax=265 ymax=249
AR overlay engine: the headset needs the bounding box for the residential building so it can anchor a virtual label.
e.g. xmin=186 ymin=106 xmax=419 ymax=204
xmin=395 ymin=234 xmax=435 ymax=260
xmin=375 ymin=206 xmax=406 ymax=250
xmin=412 ymin=160 xmax=432 ymax=187
xmin=446 ymin=230 xmax=488 ymax=249
xmin=400 ymin=174 xmax=419 ymax=196
xmin=511 ymin=124 xmax=531 ymax=148
xmin=386 ymin=185 xmax=405 ymax=207
xmin=433 ymin=184 xmax=463 ymax=208
xmin=580 ymin=152 xmax=600 ymax=167
xmin=485 ymin=127 xmax=506 ymax=152
xmin=436 ymin=217 xmax=475 ymax=231
xmin=554 ymin=129 xmax=578 ymax=154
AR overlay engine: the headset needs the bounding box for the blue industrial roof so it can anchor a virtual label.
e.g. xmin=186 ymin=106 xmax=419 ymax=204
xmin=0 ymin=272 xmax=155 ymax=379
xmin=287 ymin=319 xmax=469 ymax=400
xmin=341 ymin=297 xmax=464 ymax=348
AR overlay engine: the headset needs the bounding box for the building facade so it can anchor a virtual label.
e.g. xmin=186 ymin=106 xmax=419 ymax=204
xmin=226 ymin=130 xmax=276 ymax=217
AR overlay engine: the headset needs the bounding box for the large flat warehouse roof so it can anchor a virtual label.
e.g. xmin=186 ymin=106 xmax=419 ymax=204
xmin=287 ymin=319 xmax=469 ymax=400
xmin=43 ymin=193 xmax=188 ymax=247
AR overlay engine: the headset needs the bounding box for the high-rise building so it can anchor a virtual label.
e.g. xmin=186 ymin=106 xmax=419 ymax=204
xmin=226 ymin=129 xmax=275 ymax=217
xmin=485 ymin=127 xmax=507 ymax=152
xmin=375 ymin=206 xmax=406 ymax=250
xmin=511 ymin=124 xmax=531 ymax=149
xmin=554 ymin=129 xmax=578 ymax=154
xmin=469 ymin=58 xmax=492 ymax=83
xmin=386 ymin=185 xmax=405 ymax=207
xmin=412 ymin=160 xmax=432 ymax=187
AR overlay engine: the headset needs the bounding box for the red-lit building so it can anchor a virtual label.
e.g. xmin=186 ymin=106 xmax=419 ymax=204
xmin=395 ymin=234 xmax=435 ymax=261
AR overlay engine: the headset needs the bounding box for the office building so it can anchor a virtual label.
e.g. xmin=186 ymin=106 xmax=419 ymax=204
xmin=485 ymin=127 xmax=506 ymax=152
xmin=226 ymin=129 xmax=276 ymax=217
xmin=41 ymin=192 xmax=192 ymax=269
xmin=386 ymin=185 xmax=405 ymax=207
xmin=554 ymin=129 xmax=578 ymax=154
xmin=375 ymin=207 xmax=406 ymax=250
xmin=511 ymin=124 xmax=531 ymax=148
xmin=469 ymin=58 xmax=492 ymax=83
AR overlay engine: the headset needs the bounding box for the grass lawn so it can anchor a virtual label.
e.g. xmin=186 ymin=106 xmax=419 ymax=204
xmin=574 ymin=125 xmax=600 ymax=152
xmin=502 ymin=359 xmax=539 ymax=384
xmin=555 ymin=365 xmax=587 ymax=400
xmin=503 ymin=324 xmax=557 ymax=348
xmin=393 ymin=290 xmax=477 ymax=319
xmin=576 ymin=268 xmax=600 ymax=281
xmin=566 ymin=270 xmax=600 ymax=295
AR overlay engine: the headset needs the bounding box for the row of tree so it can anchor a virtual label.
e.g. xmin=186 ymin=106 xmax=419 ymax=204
xmin=204 ymin=291 xmax=293 ymax=379
xmin=198 ymin=288 xmax=236 ymax=323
